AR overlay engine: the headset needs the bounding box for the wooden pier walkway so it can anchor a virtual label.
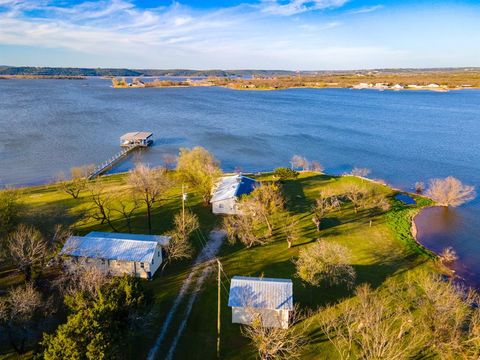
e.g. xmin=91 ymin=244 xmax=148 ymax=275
xmin=88 ymin=144 xmax=139 ymax=180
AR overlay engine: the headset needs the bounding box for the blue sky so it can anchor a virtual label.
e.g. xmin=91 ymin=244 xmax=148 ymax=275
xmin=0 ymin=0 xmax=479 ymax=69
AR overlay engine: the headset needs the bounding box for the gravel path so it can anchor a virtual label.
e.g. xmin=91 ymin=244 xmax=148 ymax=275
xmin=147 ymin=230 xmax=225 ymax=360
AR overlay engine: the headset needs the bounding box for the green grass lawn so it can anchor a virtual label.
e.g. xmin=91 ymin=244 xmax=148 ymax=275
xmin=0 ymin=171 xmax=440 ymax=359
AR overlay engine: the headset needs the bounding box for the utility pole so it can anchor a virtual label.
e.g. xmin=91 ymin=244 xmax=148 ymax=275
xmin=182 ymin=184 xmax=187 ymax=228
xmin=217 ymin=259 xmax=221 ymax=359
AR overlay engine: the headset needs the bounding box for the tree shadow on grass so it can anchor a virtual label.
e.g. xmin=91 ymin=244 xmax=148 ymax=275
xmin=282 ymin=174 xmax=334 ymax=214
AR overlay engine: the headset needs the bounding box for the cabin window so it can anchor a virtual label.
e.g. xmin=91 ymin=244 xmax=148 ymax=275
xmin=219 ymin=204 xmax=224 ymax=209
xmin=140 ymin=262 xmax=145 ymax=268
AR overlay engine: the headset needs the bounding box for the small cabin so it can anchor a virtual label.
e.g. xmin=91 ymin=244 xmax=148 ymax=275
xmin=120 ymin=132 xmax=153 ymax=147
xmin=210 ymin=175 xmax=258 ymax=215
xmin=60 ymin=232 xmax=170 ymax=279
xmin=228 ymin=276 xmax=293 ymax=329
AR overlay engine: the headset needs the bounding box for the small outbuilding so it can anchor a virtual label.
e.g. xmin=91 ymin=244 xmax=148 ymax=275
xmin=228 ymin=276 xmax=293 ymax=329
xmin=210 ymin=175 xmax=258 ymax=215
xmin=60 ymin=232 xmax=171 ymax=279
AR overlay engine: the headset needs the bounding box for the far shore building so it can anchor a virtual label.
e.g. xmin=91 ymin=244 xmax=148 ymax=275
xmin=210 ymin=175 xmax=258 ymax=215
xmin=60 ymin=231 xmax=170 ymax=279
xmin=228 ymin=276 xmax=293 ymax=329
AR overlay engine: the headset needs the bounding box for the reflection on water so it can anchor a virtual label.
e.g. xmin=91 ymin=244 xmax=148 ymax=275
xmin=415 ymin=206 xmax=479 ymax=288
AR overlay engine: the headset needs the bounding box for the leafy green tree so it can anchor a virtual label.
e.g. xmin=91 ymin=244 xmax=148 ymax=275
xmin=273 ymin=168 xmax=299 ymax=181
xmin=0 ymin=189 xmax=21 ymax=241
xmin=41 ymin=276 xmax=150 ymax=360
xmin=176 ymin=147 xmax=222 ymax=205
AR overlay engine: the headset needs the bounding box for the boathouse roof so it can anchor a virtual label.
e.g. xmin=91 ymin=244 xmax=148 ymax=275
xmin=120 ymin=131 xmax=153 ymax=141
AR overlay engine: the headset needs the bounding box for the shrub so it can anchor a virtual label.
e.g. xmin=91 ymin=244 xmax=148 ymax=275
xmin=273 ymin=168 xmax=299 ymax=181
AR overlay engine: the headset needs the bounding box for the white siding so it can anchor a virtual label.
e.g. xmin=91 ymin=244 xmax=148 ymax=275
xmin=212 ymin=198 xmax=239 ymax=215
xmin=65 ymin=242 xmax=163 ymax=279
xmin=232 ymin=307 xmax=289 ymax=329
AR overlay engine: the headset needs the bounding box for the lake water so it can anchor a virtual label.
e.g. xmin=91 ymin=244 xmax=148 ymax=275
xmin=1 ymin=78 xmax=479 ymax=286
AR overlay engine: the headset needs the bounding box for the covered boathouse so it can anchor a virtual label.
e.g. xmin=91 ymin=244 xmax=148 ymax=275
xmin=120 ymin=131 xmax=153 ymax=147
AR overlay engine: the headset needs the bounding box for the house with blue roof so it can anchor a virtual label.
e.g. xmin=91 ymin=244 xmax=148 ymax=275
xmin=228 ymin=276 xmax=293 ymax=329
xmin=60 ymin=232 xmax=171 ymax=279
xmin=210 ymin=175 xmax=258 ymax=215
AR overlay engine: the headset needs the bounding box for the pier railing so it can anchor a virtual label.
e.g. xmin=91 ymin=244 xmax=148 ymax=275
xmin=88 ymin=144 xmax=139 ymax=180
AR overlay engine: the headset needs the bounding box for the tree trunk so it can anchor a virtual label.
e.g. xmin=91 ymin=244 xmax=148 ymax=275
xmin=24 ymin=265 xmax=32 ymax=282
xmin=263 ymin=214 xmax=272 ymax=237
xmin=287 ymin=239 xmax=292 ymax=248
xmin=147 ymin=204 xmax=152 ymax=234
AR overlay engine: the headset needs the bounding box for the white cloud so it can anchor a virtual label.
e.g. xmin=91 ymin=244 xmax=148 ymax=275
xmin=260 ymin=0 xmax=348 ymax=16
xmin=1 ymin=0 xmax=472 ymax=69
xmin=348 ymin=5 xmax=383 ymax=14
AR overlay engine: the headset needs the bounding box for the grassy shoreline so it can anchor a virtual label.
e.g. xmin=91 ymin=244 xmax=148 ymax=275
xmin=0 ymin=171 xmax=444 ymax=359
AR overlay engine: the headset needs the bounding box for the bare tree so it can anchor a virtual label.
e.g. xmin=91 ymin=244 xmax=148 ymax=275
xmin=164 ymin=210 xmax=199 ymax=266
xmin=0 ymin=283 xmax=46 ymax=354
xmin=86 ymin=181 xmax=118 ymax=232
xmin=320 ymin=273 xmax=480 ymax=360
xmin=240 ymin=183 xmax=285 ymax=238
xmin=56 ymin=260 xmax=110 ymax=297
xmin=241 ymin=306 xmax=308 ymax=360
xmin=350 ymin=167 xmax=371 ymax=178
xmin=282 ymin=216 xmax=300 ymax=248
xmin=223 ymin=214 xmax=266 ymax=248
xmin=57 ymin=164 xmax=95 ymax=199
xmin=7 ymin=224 xmax=48 ymax=281
xmin=176 ymin=147 xmax=222 ymax=205
xmin=426 ymin=176 xmax=476 ymax=207
xmin=319 ymin=283 xmax=425 ymax=360
xmin=439 ymin=247 xmax=458 ymax=264
xmin=162 ymin=153 xmax=178 ymax=170
xmin=290 ymin=155 xmax=309 ymax=171
xmin=412 ymin=273 xmax=478 ymax=358
xmin=311 ymin=192 xmax=341 ymax=231
xmin=415 ymin=181 xmax=425 ymax=194
xmin=127 ymin=163 xmax=172 ymax=233
xmin=114 ymin=197 xmax=141 ymax=233
xmin=343 ymin=183 xmax=367 ymax=213
xmin=363 ymin=190 xmax=391 ymax=212
xmin=310 ymin=160 xmax=324 ymax=173
xmin=295 ymin=240 xmax=355 ymax=287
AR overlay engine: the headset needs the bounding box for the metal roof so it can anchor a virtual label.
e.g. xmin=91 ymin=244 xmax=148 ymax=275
xmin=86 ymin=231 xmax=170 ymax=246
xmin=210 ymin=175 xmax=257 ymax=203
xmin=61 ymin=235 xmax=160 ymax=263
xmin=120 ymin=132 xmax=153 ymax=141
xmin=228 ymin=276 xmax=293 ymax=310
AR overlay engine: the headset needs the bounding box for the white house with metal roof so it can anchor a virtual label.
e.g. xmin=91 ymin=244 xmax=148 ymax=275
xmin=210 ymin=175 xmax=258 ymax=215
xmin=228 ymin=276 xmax=293 ymax=329
xmin=60 ymin=232 xmax=171 ymax=279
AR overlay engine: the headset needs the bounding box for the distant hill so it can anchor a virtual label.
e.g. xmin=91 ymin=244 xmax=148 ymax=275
xmin=0 ymin=66 xmax=300 ymax=77
xmin=1 ymin=66 xmax=479 ymax=77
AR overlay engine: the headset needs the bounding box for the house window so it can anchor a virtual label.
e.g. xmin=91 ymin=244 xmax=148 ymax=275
xmin=101 ymin=259 xmax=105 ymax=265
xmin=219 ymin=204 xmax=224 ymax=209
xmin=158 ymin=251 xmax=160 ymax=257
xmin=140 ymin=262 xmax=145 ymax=268
xmin=152 ymin=259 xmax=154 ymax=265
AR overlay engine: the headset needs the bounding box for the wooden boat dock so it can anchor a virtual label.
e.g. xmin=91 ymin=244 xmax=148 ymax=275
xmin=88 ymin=132 xmax=153 ymax=180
